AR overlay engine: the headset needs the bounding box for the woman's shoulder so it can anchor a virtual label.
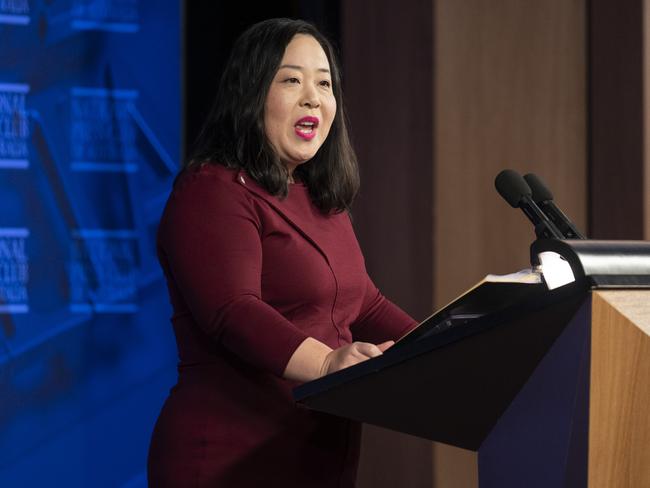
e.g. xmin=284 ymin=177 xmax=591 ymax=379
xmin=157 ymin=163 xmax=262 ymax=247
xmin=165 ymin=161 xmax=257 ymax=214
xmin=174 ymin=161 xmax=241 ymax=189
xmin=174 ymin=162 xmax=251 ymax=196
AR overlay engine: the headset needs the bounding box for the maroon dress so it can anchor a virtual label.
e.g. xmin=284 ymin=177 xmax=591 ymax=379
xmin=147 ymin=163 xmax=417 ymax=487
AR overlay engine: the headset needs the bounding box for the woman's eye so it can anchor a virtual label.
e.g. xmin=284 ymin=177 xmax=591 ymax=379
xmin=320 ymin=80 xmax=331 ymax=88
xmin=285 ymin=77 xmax=300 ymax=84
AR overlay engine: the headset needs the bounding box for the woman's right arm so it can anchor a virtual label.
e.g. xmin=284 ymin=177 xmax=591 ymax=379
xmin=160 ymin=172 xmax=310 ymax=377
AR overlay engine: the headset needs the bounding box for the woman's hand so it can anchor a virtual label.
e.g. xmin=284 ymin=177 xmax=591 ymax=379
xmin=319 ymin=340 xmax=394 ymax=377
xmin=283 ymin=338 xmax=394 ymax=383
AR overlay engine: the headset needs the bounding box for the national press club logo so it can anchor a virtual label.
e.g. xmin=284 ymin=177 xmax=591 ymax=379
xmin=70 ymin=87 xmax=140 ymax=172
xmin=69 ymin=229 xmax=138 ymax=313
xmin=1 ymin=0 xmax=140 ymax=31
xmin=0 ymin=228 xmax=29 ymax=313
xmin=0 ymin=83 xmax=30 ymax=169
xmin=0 ymin=0 xmax=30 ymax=25
xmin=70 ymin=0 xmax=139 ymax=32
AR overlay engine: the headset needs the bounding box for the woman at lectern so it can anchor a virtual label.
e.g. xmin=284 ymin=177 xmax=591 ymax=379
xmin=147 ymin=18 xmax=418 ymax=487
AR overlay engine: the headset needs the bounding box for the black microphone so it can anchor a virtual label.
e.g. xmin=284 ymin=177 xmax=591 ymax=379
xmin=523 ymin=173 xmax=586 ymax=239
xmin=494 ymin=169 xmax=564 ymax=239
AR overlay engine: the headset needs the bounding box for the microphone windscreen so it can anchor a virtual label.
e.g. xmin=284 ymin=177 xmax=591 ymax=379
xmin=524 ymin=173 xmax=554 ymax=203
xmin=494 ymin=169 xmax=532 ymax=208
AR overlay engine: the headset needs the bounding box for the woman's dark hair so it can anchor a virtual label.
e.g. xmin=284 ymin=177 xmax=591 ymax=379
xmin=187 ymin=18 xmax=359 ymax=214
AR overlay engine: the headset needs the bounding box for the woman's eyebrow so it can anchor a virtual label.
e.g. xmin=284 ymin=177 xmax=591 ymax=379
xmin=278 ymin=64 xmax=330 ymax=73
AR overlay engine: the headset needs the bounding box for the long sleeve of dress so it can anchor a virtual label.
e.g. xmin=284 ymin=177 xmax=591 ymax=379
xmin=350 ymin=273 xmax=419 ymax=344
xmin=157 ymin=171 xmax=309 ymax=377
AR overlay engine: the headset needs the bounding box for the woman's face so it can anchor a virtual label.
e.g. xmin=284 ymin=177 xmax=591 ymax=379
xmin=264 ymin=34 xmax=336 ymax=174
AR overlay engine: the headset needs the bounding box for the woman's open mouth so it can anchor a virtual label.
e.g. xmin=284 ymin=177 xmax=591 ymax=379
xmin=294 ymin=116 xmax=319 ymax=140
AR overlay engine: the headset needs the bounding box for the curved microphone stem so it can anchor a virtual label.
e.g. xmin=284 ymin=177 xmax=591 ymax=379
xmin=518 ymin=196 xmax=565 ymax=240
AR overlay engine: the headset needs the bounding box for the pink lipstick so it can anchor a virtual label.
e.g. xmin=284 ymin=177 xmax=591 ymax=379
xmin=294 ymin=116 xmax=319 ymax=140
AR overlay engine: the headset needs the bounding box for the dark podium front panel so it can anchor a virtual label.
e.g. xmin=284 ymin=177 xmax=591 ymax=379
xmin=295 ymin=284 xmax=586 ymax=450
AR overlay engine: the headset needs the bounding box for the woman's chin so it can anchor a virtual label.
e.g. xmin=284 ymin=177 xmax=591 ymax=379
xmin=288 ymin=153 xmax=316 ymax=165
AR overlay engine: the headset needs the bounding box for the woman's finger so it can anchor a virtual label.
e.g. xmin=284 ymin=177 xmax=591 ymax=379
xmin=354 ymin=342 xmax=383 ymax=358
xmin=342 ymin=356 xmax=363 ymax=369
xmin=376 ymin=340 xmax=395 ymax=352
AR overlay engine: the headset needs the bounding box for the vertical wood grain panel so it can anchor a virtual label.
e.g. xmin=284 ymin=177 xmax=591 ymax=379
xmin=642 ymin=0 xmax=650 ymax=240
xmin=589 ymin=0 xmax=645 ymax=239
xmin=590 ymin=291 xmax=650 ymax=487
xmin=343 ymin=0 xmax=434 ymax=321
xmin=432 ymin=444 xmax=478 ymax=488
xmin=434 ymin=0 xmax=587 ymax=307
xmin=342 ymin=1 xmax=434 ymax=487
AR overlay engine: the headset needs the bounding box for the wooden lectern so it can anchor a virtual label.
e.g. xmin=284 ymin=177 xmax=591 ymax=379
xmin=294 ymin=240 xmax=650 ymax=487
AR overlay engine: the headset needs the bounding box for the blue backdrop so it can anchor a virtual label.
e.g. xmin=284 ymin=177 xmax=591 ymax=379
xmin=0 ymin=1 xmax=181 ymax=486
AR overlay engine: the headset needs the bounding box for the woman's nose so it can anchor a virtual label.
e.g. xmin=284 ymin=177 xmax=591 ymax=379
xmin=300 ymin=85 xmax=320 ymax=108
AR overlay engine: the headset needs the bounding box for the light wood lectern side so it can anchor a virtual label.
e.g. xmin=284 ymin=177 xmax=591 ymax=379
xmin=589 ymin=290 xmax=650 ymax=488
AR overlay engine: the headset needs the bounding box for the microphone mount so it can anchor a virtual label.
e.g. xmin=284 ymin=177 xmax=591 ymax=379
xmin=494 ymin=169 xmax=564 ymax=240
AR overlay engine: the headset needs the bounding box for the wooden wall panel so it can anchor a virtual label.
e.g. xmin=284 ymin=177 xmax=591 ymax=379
xmin=645 ymin=0 xmax=650 ymax=240
xmin=589 ymin=0 xmax=646 ymax=239
xmin=434 ymin=0 xmax=587 ymax=307
xmin=432 ymin=443 xmax=478 ymax=488
xmin=343 ymin=0 xmax=434 ymax=321
xmin=342 ymin=1 xmax=434 ymax=487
